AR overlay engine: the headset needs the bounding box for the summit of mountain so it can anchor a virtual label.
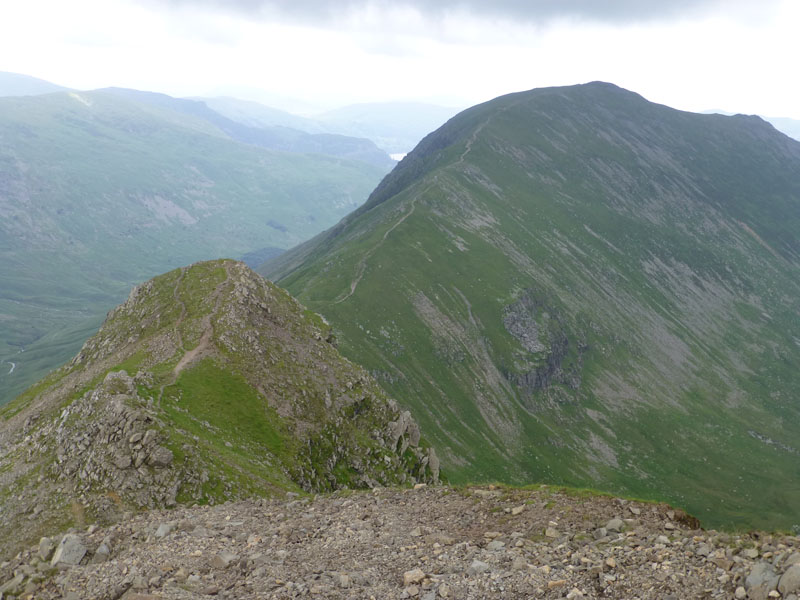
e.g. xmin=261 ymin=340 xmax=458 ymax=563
xmin=0 ymin=260 xmax=437 ymax=560
xmin=262 ymin=81 xmax=800 ymax=530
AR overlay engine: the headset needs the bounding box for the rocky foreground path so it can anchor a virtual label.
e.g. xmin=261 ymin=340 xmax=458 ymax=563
xmin=2 ymin=485 xmax=799 ymax=599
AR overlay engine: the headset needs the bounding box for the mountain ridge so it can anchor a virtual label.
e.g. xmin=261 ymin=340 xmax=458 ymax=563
xmin=0 ymin=260 xmax=437 ymax=559
xmin=262 ymin=81 xmax=800 ymax=530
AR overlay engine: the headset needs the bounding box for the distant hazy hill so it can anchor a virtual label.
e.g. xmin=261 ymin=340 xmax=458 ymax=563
xmin=108 ymin=88 xmax=394 ymax=169
xmin=0 ymin=260 xmax=437 ymax=557
xmin=316 ymin=102 xmax=461 ymax=155
xmin=200 ymin=96 xmax=328 ymax=134
xmin=201 ymin=96 xmax=460 ymax=156
xmin=0 ymin=71 xmax=66 ymax=97
xmin=263 ymin=82 xmax=800 ymax=530
xmin=0 ymin=90 xmax=387 ymax=403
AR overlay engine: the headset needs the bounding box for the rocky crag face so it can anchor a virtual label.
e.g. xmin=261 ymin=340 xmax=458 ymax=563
xmin=0 ymin=260 xmax=437 ymax=560
xmin=3 ymin=485 xmax=800 ymax=599
xmin=263 ymin=82 xmax=800 ymax=530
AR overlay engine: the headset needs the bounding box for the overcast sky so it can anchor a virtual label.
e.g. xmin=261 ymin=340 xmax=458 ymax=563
xmin=1 ymin=0 xmax=798 ymax=117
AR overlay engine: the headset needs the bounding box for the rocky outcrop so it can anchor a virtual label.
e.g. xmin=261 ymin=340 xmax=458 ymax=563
xmin=50 ymin=371 xmax=179 ymax=508
xmin=502 ymin=290 xmax=587 ymax=407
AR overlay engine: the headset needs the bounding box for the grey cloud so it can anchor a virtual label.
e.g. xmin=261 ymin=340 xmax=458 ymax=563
xmin=152 ymin=0 xmax=767 ymax=24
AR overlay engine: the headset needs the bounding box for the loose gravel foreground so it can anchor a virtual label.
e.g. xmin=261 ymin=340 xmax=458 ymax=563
xmin=2 ymin=485 xmax=800 ymax=599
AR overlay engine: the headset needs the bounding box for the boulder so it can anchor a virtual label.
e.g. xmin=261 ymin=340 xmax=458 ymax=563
xmin=51 ymin=534 xmax=87 ymax=567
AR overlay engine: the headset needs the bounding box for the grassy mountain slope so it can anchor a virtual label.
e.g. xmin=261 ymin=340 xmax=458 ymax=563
xmin=0 ymin=260 xmax=437 ymax=558
xmin=263 ymin=82 xmax=800 ymax=530
xmin=0 ymin=90 xmax=387 ymax=403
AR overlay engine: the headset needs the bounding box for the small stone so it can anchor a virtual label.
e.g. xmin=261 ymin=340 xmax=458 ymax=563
xmin=746 ymin=561 xmax=780 ymax=599
xmin=656 ymin=535 xmax=670 ymax=545
xmin=403 ymin=568 xmax=426 ymax=586
xmin=129 ymin=432 xmax=143 ymax=444
xmin=487 ymin=540 xmax=505 ymax=551
xmin=511 ymin=505 xmax=525 ymax=515
xmin=38 ymin=537 xmax=55 ymax=561
xmin=468 ymin=560 xmax=490 ymax=575
xmin=743 ymin=548 xmax=760 ymax=559
xmin=438 ymin=583 xmax=451 ymax=598
xmin=696 ymin=544 xmax=712 ymax=557
xmin=51 ymin=534 xmax=87 ymax=567
xmin=628 ymin=506 xmax=641 ymax=516
xmin=606 ymin=518 xmax=624 ymax=532
xmin=414 ymin=483 xmax=427 ymax=490
xmin=0 ymin=573 xmax=24 ymax=596
xmin=405 ymin=584 xmax=420 ymax=597
xmin=593 ymin=527 xmax=608 ymax=540
xmin=92 ymin=543 xmax=111 ymax=564
xmin=664 ymin=522 xmax=676 ymax=530
xmin=545 ymin=527 xmax=559 ymax=538
xmin=337 ymin=574 xmax=352 ymax=588
xmin=511 ymin=556 xmax=527 ymax=571
xmin=548 ymin=579 xmax=567 ymax=590
xmin=147 ymin=446 xmax=174 ymax=467
xmin=735 ymin=586 xmax=747 ymax=599
xmin=779 ymin=565 xmax=800 ymax=596
xmin=155 ymin=523 xmax=175 ymax=538
xmin=212 ymin=552 xmax=240 ymax=569
xmin=785 ymin=553 xmax=800 ymax=567
xmin=567 ymin=588 xmax=584 ymax=599
xmin=409 ymin=527 xmax=423 ymax=537
xmin=605 ymin=557 xmax=616 ymax=569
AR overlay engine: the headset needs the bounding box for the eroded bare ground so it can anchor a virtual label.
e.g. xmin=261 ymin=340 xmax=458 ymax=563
xmin=7 ymin=485 xmax=799 ymax=600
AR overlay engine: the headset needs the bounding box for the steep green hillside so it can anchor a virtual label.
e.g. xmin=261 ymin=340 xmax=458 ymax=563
xmin=0 ymin=260 xmax=437 ymax=558
xmin=0 ymin=90 xmax=387 ymax=403
xmin=264 ymin=82 xmax=800 ymax=530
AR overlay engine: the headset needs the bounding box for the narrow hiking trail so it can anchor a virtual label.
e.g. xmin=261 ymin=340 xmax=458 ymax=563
xmin=335 ymin=101 xmax=523 ymax=305
xmin=334 ymin=182 xmax=432 ymax=304
xmin=157 ymin=265 xmax=230 ymax=406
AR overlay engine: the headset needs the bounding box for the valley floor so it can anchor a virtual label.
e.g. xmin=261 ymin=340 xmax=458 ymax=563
xmin=4 ymin=485 xmax=799 ymax=599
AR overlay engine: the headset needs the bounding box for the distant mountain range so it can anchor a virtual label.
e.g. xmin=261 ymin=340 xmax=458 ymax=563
xmin=0 ymin=71 xmax=67 ymax=97
xmin=0 ymin=87 xmax=389 ymax=403
xmin=263 ymin=82 xmax=800 ymax=530
xmin=200 ymin=96 xmax=461 ymax=155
